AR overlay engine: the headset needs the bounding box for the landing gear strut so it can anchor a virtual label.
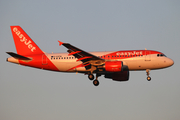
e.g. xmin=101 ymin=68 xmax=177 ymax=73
xmin=146 ymin=69 xmax=151 ymax=81
xmin=87 ymin=73 xmax=101 ymax=86
xmin=93 ymin=74 xmax=100 ymax=86
xmin=88 ymin=73 xmax=100 ymax=86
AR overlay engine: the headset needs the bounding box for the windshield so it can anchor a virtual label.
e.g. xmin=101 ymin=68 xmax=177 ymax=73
xmin=157 ymin=54 xmax=166 ymax=57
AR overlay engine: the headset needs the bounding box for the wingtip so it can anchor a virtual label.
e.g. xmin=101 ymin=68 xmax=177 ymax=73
xmin=58 ymin=40 xmax=64 ymax=46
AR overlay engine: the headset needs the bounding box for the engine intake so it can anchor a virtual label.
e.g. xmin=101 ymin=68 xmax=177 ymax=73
xmin=105 ymin=61 xmax=123 ymax=72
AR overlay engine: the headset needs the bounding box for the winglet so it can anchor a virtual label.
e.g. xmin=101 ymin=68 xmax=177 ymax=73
xmin=58 ymin=41 xmax=64 ymax=46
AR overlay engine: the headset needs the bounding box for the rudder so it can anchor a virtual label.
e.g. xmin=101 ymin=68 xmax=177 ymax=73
xmin=10 ymin=26 xmax=43 ymax=55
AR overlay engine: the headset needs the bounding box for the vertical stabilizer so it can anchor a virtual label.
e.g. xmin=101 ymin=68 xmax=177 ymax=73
xmin=10 ymin=26 xmax=43 ymax=55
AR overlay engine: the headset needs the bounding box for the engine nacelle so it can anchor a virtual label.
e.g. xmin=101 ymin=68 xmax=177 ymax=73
xmin=104 ymin=71 xmax=129 ymax=81
xmin=105 ymin=61 xmax=123 ymax=72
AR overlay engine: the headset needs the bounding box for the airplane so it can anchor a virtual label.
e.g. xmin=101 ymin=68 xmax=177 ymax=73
xmin=6 ymin=26 xmax=174 ymax=86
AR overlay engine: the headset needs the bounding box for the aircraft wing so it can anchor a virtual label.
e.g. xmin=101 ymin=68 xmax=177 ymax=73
xmin=58 ymin=41 xmax=105 ymax=68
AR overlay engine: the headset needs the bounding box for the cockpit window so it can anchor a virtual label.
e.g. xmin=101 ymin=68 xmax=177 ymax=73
xmin=157 ymin=54 xmax=166 ymax=57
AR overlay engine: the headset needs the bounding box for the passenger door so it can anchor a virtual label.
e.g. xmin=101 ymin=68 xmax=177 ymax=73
xmin=145 ymin=51 xmax=151 ymax=61
xmin=42 ymin=54 xmax=48 ymax=65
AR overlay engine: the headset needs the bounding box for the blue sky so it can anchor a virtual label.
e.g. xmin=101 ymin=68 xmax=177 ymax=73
xmin=0 ymin=0 xmax=180 ymax=120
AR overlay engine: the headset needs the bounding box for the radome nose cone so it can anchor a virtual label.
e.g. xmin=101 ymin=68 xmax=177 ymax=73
xmin=170 ymin=59 xmax=174 ymax=66
xmin=167 ymin=58 xmax=174 ymax=67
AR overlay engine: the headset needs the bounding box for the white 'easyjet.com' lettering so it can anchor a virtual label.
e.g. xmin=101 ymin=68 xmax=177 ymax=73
xmin=13 ymin=27 xmax=36 ymax=52
xmin=116 ymin=51 xmax=143 ymax=56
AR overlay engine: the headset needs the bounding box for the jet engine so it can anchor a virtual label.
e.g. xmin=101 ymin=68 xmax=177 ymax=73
xmin=104 ymin=61 xmax=123 ymax=72
xmin=104 ymin=71 xmax=129 ymax=81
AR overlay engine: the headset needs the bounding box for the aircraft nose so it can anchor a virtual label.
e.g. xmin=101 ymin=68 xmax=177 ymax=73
xmin=166 ymin=58 xmax=174 ymax=67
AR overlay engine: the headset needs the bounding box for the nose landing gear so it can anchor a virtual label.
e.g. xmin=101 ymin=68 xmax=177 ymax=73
xmin=146 ymin=69 xmax=151 ymax=81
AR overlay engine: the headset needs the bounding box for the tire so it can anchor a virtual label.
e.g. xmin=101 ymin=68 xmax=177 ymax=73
xmin=88 ymin=74 xmax=94 ymax=80
xmin=147 ymin=76 xmax=151 ymax=81
xmin=93 ymin=80 xmax=99 ymax=86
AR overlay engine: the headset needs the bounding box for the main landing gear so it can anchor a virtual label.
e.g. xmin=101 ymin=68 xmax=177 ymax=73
xmin=88 ymin=74 xmax=100 ymax=86
xmin=88 ymin=74 xmax=94 ymax=80
xmin=146 ymin=69 xmax=151 ymax=81
xmin=93 ymin=80 xmax=99 ymax=86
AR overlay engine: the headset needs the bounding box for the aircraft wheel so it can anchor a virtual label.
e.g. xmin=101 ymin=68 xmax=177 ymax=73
xmin=93 ymin=80 xmax=99 ymax=86
xmin=88 ymin=74 xmax=94 ymax=80
xmin=147 ymin=76 xmax=151 ymax=81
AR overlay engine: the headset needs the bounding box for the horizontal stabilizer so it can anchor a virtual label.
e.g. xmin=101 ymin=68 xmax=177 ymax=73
xmin=6 ymin=52 xmax=31 ymax=60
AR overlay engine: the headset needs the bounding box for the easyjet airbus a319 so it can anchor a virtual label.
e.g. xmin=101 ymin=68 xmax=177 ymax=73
xmin=6 ymin=26 xmax=174 ymax=86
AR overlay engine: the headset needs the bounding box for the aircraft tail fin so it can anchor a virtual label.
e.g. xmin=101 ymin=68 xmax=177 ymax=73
xmin=10 ymin=26 xmax=43 ymax=55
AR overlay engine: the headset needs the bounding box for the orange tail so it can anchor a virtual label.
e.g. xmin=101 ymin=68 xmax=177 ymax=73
xmin=10 ymin=26 xmax=43 ymax=55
